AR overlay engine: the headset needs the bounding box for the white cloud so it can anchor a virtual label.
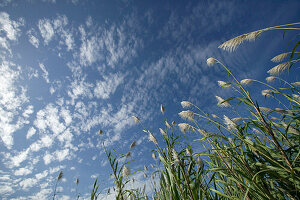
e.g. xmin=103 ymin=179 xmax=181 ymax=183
xmin=14 ymin=167 xmax=33 ymax=176
xmin=38 ymin=18 xmax=54 ymax=44
xmin=39 ymin=63 xmax=49 ymax=83
xmin=94 ymin=73 xmax=124 ymax=99
xmin=56 ymin=148 xmax=70 ymax=162
xmin=0 ymin=185 xmax=13 ymax=197
xmin=0 ymin=12 xmax=23 ymax=41
xmin=19 ymin=178 xmax=38 ymax=190
xmin=23 ymin=105 xmax=34 ymax=118
xmin=0 ymin=61 xmax=28 ymax=149
xmin=10 ymin=149 xmax=29 ymax=167
xmin=34 ymin=104 xmax=66 ymax=135
xmin=79 ymin=34 xmax=103 ymax=66
xmin=27 ymin=28 xmax=39 ymax=48
xmin=35 ymin=170 xmax=48 ymax=180
xmin=26 ymin=127 xmax=36 ymax=139
xmin=43 ymin=152 xmax=53 ymax=165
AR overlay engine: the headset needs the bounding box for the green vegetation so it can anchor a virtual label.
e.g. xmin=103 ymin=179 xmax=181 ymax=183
xmin=90 ymin=23 xmax=300 ymax=200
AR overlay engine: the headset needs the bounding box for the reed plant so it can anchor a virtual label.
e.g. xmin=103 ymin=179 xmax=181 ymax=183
xmin=91 ymin=22 xmax=299 ymax=199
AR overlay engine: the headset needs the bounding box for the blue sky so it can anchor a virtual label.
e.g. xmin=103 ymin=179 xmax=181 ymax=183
xmin=0 ymin=0 xmax=299 ymax=199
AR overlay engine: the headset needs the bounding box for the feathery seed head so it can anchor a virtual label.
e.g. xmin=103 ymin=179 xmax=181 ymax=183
xmin=186 ymin=148 xmax=193 ymax=156
xmin=245 ymin=30 xmax=262 ymax=41
xmin=165 ymin=121 xmax=171 ymax=129
xmin=160 ymin=104 xmax=165 ymax=114
xmin=144 ymin=165 xmax=148 ymax=171
xmin=275 ymin=108 xmax=287 ymax=114
xmin=292 ymin=94 xmax=300 ymax=102
xmin=253 ymin=128 xmax=261 ymax=135
xmin=179 ymin=110 xmax=195 ymax=121
xmin=149 ymin=132 xmax=158 ymax=145
xmin=198 ymin=128 xmax=207 ymax=137
xmin=197 ymin=157 xmax=204 ymax=168
xmin=130 ymin=141 xmax=137 ymax=149
xmin=224 ymin=115 xmax=237 ymax=131
xmin=216 ymin=96 xmax=231 ymax=107
xmin=152 ymin=152 xmax=157 ymax=160
xmin=172 ymin=149 xmax=180 ymax=164
xmin=212 ymin=114 xmax=218 ymax=118
xmin=58 ymin=171 xmax=63 ymax=181
xmin=122 ymin=166 xmax=130 ymax=177
xmin=218 ymin=80 xmax=231 ymax=88
xmin=178 ymin=123 xmax=191 ymax=133
xmin=231 ymin=117 xmax=242 ymax=123
xmin=159 ymin=128 xmax=167 ymax=137
xmin=261 ymin=89 xmax=272 ymax=97
xmin=172 ymin=121 xmax=176 ymax=126
xmin=240 ymin=79 xmax=253 ymax=85
xmin=259 ymin=107 xmax=272 ymax=113
xmin=266 ymin=76 xmax=276 ymax=82
xmin=267 ymin=62 xmax=290 ymax=75
xmin=206 ymin=57 xmax=217 ymax=66
xmin=271 ymin=52 xmax=289 ymax=62
xmin=218 ymin=34 xmax=247 ymax=52
xmin=292 ymin=82 xmax=300 ymax=87
xmin=181 ymin=101 xmax=192 ymax=108
xmin=132 ymin=116 xmax=140 ymax=123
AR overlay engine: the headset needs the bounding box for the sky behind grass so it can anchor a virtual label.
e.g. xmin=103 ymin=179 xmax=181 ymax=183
xmin=0 ymin=0 xmax=299 ymax=199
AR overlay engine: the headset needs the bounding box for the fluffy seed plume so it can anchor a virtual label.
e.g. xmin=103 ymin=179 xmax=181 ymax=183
xmin=224 ymin=115 xmax=237 ymax=130
xmin=160 ymin=104 xmax=165 ymax=114
xmin=245 ymin=30 xmax=262 ymax=41
xmin=240 ymin=79 xmax=253 ymax=85
xmin=172 ymin=149 xmax=180 ymax=164
xmin=206 ymin=57 xmax=217 ymax=66
xmin=197 ymin=157 xmax=204 ymax=168
xmin=259 ymin=107 xmax=272 ymax=113
xmin=231 ymin=117 xmax=242 ymax=123
xmin=179 ymin=110 xmax=195 ymax=121
xmin=165 ymin=121 xmax=171 ymax=129
xmin=122 ymin=166 xmax=130 ymax=177
xmin=159 ymin=128 xmax=167 ymax=137
xmin=219 ymin=34 xmax=247 ymax=52
xmin=186 ymin=148 xmax=193 ymax=156
xmin=178 ymin=123 xmax=191 ymax=133
xmin=266 ymin=76 xmax=276 ymax=82
xmin=275 ymin=108 xmax=288 ymax=114
xmin=144 ymin=165 xmax=148 ymax=171
xmin=152 ymin=152 xmax=157 ymax=160
xmin=212 ymin=114 xmax=218 ymax=118
xmin=261 ymin=89 xmax=272 ymax=97
xmin=149 ymin=132 xmax=158 ymax=145
xmin=130 ymin=141 xmax=137 ymax=149
xmin=218 ymin=81 xmax=231 ymax=88
xmin=267 ymin=62 xmax=290 ymax=75
xmin=132 ymin=116 xmax=140 ymax=123
xmin=219 ymin=31 xmax=262 ymax=52
xmin=271 ymin=52 xmax=289 ymax=62
xmin=216 ymin=96 xmax=231 ymax=107
xmin=293 ymin=94 xmax=300 ymax=101
xmin=292 ymin=82 xmax=300 ymax=87
xmin=181 ymin=101 xmax=192 ymax=108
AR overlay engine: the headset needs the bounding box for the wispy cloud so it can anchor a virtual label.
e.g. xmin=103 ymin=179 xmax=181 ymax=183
xmin=94 ymin=73 xmax=124 ymax=99
xmin=38 ymin=18 xmax=54 ymax=45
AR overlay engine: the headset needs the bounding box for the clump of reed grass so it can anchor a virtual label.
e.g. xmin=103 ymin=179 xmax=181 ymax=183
xmin=90 ymin=22 xmax=299 ymax=200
